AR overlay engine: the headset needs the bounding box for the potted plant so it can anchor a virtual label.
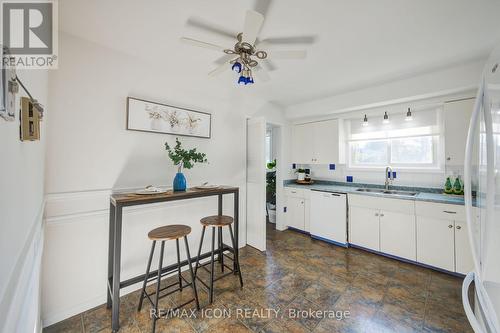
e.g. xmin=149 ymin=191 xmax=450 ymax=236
xmin=296 ymin=168 xmax=306 ymax=181
xmin=266 ymin=160 xmax=277 ymax=223
xmin=165 ymin=138 xmax=207 ymax=191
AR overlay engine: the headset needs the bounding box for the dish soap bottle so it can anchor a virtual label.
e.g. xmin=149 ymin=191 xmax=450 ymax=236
xmin=453 ymin=175 xmax=464 ymax=195
xmin=444 ymin=176 xmax=453 ymax=194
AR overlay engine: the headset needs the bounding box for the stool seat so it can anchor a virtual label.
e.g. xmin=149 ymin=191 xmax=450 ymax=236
xmin=148 ymin=225 xmax=191 ymax=240
xmin=200 ymin=215 xmax=233 ymax=227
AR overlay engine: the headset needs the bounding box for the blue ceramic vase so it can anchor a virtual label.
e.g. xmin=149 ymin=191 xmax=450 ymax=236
xmin=173 ymin=172 xmax=187 ymax=191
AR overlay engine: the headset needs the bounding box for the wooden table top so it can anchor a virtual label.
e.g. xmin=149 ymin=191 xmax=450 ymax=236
xmin=110 ymin=186 xmax=239 ymax=206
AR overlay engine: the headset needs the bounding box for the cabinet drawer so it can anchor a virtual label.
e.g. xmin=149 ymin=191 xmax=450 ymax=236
xmin=348 ymin=193 xmax=415 ymax=215
xmin=285 ymin=187 xmax=310 ymax=199
xmin=285 ymin=187 xmax=304 ymax=198
xmin=415 ymin=201 xmax=465 ymax=221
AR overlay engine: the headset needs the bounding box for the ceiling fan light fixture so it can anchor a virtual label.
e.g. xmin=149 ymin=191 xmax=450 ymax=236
xmin=232 ymin=62 xmax=242 ymax=73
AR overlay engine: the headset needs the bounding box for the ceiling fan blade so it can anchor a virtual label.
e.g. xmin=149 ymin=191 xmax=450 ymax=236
xmin=254 ymin=0 xmax=272 ymax=18
xmin=259 ymin=35 xmax=317 ymax=45
xmin=242 ymin=10 xmax=264 ymax=45
xmin=214 ymin=54 xmax=236 ymax=65
xmin=261 ymin=59 xmax=277 ymax=71
xmin=208 ymin=63 xmax=230 ymax=77
xmin=180 ymin=37 xmax=225 ymax=51
xmin=268 ymin=50 xmax=307 ymax=59
xmin=186 ymin=17 xmax=237 ymax=40
xmin=253 ymin=65 xmax=270 ymax=82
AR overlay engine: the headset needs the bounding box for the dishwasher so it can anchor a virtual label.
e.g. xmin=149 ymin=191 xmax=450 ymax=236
xmin=310 ymin=190 xmax=348 ymax=247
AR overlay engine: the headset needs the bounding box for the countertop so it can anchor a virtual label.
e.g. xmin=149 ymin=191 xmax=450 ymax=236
xmin=284 ymin=181 xmax=469 ymax=206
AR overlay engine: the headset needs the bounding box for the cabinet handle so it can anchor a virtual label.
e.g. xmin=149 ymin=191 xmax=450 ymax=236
xmin=380 ymin=214 xmax=384 ymax=217
xmin=443 ymin=211 xmax=457 ymax=214
xmin=331 ymin=193 xmax=341 ymax=197
xmin=375 ymin=213 xmax=379 ymax=216
xmin=456 ymin=225 xmax=462 ymax=230
xmin=291 ymin=191 xmax=296 ymax=194
xmin=448 ymin=224 xmax=453 ymax=228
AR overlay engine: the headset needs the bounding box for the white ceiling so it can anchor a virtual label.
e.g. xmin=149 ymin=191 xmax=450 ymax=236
xmin=59 ymin=0 xmax=500 ymax=110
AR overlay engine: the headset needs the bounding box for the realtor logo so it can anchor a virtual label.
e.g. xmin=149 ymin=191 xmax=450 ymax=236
xmin=1 ymin=0 xmax=58 ymax=69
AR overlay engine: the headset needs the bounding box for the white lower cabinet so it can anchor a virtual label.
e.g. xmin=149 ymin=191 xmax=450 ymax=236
xmin=454 ymin=220 xmax=474 ymax=274
xmin=349 ymin=206 xmax=380 ymax=251
xmin=416 ymin=216 xmax=455 ymax=271
xmin=284 ymin=188 xmax=310 ymax=232
xmin=415 ymin=201 xmax=474 ymax=273
xmin=380 ymin=211 xmax=416 ymax=261
xmin=287 ymin=197 xmax=305 ymax=230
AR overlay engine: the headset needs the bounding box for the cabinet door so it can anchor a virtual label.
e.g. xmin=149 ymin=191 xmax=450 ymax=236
xmin=287 ymin=197 xmax=305 ymax=231
xmin=444 ymin=99 xmax=474 ymax=165
xmin=380 ymin=211 xmax=416 ymax=260
xmin=292 ymin=124 xmax=313 ymax=164
xmin=349 ymin=206 xmax=380 ymax=251
xmin=455 ymin=220 xmax=474 ymax=274
xmin=313 ymin=119 xmax=339 ymax=164
xmin=416 ymin=216 xmax=455 ymax=271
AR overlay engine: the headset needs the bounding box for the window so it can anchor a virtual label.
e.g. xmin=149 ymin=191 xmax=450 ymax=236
xmin=347 ymin=108 xmax=442 ymax=169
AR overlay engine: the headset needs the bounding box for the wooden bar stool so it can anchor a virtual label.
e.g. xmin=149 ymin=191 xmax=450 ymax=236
xmin=194 ymin=215 xmax=243 ymax=304
xmin=137 ymin=225 xmax=200 ymax=333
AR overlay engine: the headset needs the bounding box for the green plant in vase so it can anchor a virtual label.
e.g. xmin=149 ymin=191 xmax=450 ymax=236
xmin=165 ymin=138 xmax=207 ymax=191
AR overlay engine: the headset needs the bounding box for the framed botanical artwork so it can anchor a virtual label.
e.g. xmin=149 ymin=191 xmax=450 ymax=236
xmin=126 ymin=97 xmax=211 ymax=138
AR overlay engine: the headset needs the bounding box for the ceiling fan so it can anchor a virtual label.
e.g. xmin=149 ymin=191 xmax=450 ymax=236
xmin=180 ymin=2 xmax=316 ymax=85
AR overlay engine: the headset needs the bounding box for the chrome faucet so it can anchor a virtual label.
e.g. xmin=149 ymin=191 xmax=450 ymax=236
xmin=385 ymin=166 xmax=394 ymax=190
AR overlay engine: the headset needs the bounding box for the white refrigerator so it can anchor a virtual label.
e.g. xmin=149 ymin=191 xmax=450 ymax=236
xmin=463 ymin=45 xmax=500 ymax=333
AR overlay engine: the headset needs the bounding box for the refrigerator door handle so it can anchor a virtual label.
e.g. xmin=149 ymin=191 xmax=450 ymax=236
xmin=462 ymin=272 xmax=485 ymax=333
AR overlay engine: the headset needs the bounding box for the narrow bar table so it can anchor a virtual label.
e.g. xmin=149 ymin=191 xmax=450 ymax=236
xmin=107 ymin=186 xmax=239 ymax=332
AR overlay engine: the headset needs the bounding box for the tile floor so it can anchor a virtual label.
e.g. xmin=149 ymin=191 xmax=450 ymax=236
xmin=44 ymin=223 xmax=473 ymax=333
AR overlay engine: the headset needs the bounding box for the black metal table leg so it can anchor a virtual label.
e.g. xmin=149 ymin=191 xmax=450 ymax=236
xmin=111 ymin=204 xmax=122 ymax=332
xmin=152 ymin=241 xmax=165 ymax=333
xmin=194 ymin=226 xmax=206 ymax=277
xmin=107 ymin=202 xmax=115 ymax=309
xmin=138 ymin=241 xmax=156 ymax=312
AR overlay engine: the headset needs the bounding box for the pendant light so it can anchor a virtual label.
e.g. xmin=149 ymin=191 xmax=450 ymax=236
xmin=362 ymin=114 xmax=369 ymax=127
xmin=382 ymin=111 xmax=389 ymax=124
xmin=405 ymin=107 xmax=413 ymax=121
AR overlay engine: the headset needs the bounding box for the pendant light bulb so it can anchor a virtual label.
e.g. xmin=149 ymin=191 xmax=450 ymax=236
xmin=383 ymin=111 xmax=390 ymax=124
xmin=405 ymin=107 xmax=413 ymax=121
xmin=362 ymin=114 xmax=369 ymax=127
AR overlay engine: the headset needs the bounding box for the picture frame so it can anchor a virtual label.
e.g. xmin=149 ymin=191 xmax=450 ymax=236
xmin=126 ymin=97 xmax=211 ymax=139
xmin=0 ymin=46 xmax=16 ymax=121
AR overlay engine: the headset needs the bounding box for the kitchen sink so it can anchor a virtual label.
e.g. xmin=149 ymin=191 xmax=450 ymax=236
xmin=355 ymin=188 xmax=418 ymax=196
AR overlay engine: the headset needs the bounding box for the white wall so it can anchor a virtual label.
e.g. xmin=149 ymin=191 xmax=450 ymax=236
xmin=286 ymin=59 xmax=484 ymax=119
xmin=42 ymin=32 xmax=248 ymax=326
xmin=0 ymin=69 xmax=49 ymax=333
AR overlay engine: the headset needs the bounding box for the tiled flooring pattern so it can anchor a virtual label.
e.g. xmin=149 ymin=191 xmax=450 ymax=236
xmin=45 ymin=223 xmax=473 ymax=333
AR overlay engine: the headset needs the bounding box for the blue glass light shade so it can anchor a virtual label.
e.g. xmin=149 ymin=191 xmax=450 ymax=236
xmin=246 ymin=77 xmax=254 ymax=85
xmin=231 ymin=62 xmax=242 ymax=73
xmin=238 ymin=75 xmax=247 ymax=85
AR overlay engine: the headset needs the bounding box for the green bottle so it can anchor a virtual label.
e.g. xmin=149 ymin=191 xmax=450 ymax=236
xmin=453 ymin=175 xmax=463 ymax=195
xmin=444 ymin=177 xmax=453 ymax=194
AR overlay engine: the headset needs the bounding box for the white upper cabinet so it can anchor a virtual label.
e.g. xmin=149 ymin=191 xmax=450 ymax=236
xmin=292 ymin=119 xmax=344 ymax=164
xmin=444 ymin=98 xmax=475 ymax=166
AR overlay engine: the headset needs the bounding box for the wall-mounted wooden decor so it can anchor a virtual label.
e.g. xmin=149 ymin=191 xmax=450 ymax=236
xmin=126 ymin=97 xmax=211 ymax=139
xmin=20 ymin=97 xmax=40 ymax=141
